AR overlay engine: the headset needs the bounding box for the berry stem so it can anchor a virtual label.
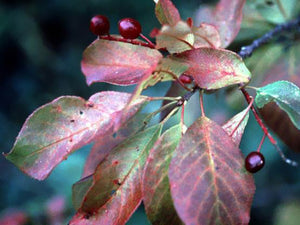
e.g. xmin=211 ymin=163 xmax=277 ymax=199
xmin=139 ymin=33 xmax=156 ymax=48
xmin=257 ymin=133 xmax=266 ymax=153
xmin=99 ymin=35 xmax=155 ymax=49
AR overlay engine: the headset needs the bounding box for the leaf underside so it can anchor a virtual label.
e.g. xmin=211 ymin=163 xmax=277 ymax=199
xmin=155 ymin=0 xmax=181 ymax=26
xmin=169 ymin=116 xmax=255 ymax=225
xmin=5 ymin=91 xmax=148 ymax=180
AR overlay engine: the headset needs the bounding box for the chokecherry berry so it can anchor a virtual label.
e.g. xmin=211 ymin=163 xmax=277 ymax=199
xmin=118 ymin=18 xmax=142 ymax=39
xmin=179 ymin=74 xmax=193 ymax=84
xmin=245 ymin=151 xmax=265 ymax=173
xmin=90 ymin=15 xmax=110 ymax=36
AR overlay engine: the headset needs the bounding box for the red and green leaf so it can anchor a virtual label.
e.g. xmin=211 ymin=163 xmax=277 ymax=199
xmin=5 ymin=92 xmax=148 ymax=180
xmin=143 ymin=124 xmax=183 ymax=225
xmin=81 ymin=39 xmax=162 ymax=86
xmin=71 ymin=124 xmax=162 ymax=224
xmin=195 ymin=0 xmax=246 ymax=47
xmin=255 ymin=81 xmax=300 ymax=130
xmin=155 ymin=0 xmax=181 ymax=26
xmin=172 ymin=48 xmax=251 ymax=90
xmin=82 ymin=112 xmax=148 ymax=177
xmin=169 ymin=116 xmax=255 ymax=225
xmin=222 ymin=107 xmax=250 ymax=146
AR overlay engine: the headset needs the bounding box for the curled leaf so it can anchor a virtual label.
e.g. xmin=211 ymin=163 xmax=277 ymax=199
xmin=255 ymin=80 xmax=300 ymax=130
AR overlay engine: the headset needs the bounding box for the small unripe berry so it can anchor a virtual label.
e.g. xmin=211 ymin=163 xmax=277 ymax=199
xmin=118 ymin=18 xmax=142 ymax=39
xmin=90 ymin=15 xmax=110 ymax=36
xmin=179 ymin=74 xmax=193 ymax=84
xmin=245 ymin=151 xmax=265 ymax=173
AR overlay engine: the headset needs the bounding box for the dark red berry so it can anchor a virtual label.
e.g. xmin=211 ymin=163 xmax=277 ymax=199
xmin=118 ymin=18 xmax=142 ymax=39
xmin=90 ymin=15 xmax=110 ymax=36
xmin=245 ymin=151 xmax=265 ymax=173
xmin=179 ymin=74 xmax=193 ymax=84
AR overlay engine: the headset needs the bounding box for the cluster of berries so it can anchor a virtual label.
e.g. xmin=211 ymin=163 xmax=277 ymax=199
xmin=90 ymin=15 xmax=142 ymax=40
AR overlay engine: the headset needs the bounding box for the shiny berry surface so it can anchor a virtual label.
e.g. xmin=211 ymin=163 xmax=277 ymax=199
xmin=179 ymin=74 xmax=193 ymax=84
xmin=118 ymin=18 xmax=142 ymax=39
xmin=90 ymin=15 xmax=110 ymax=36
xmin=245 ymin=151 xmax=265 ymax=173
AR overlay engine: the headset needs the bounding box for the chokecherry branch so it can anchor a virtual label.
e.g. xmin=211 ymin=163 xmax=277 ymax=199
xmin=239 ymin=16 xmax=300 ymax=58
xmin=99 ymin=35 xmax=156 ymax=49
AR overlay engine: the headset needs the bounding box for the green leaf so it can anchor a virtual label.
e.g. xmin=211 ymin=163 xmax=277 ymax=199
xmin=5 ymin=91 xmax=148 ymax=180
xmin=255 ymin=80 xmax=300 ymax=130
xmin=169 ymin=116 xmax=255 ymax=225
xmin=143 ymin=124 xmax=183 ymax=225
xmin=156 ymin=21 xmax=194 ymax=54
xmin=172 ymin=48 xmax=251 ymax=90
xmin=72 ymin=124 xmax=162 ymax=213
xmin=81 ymin=39 xmax=162 ymax=86
xmin=222 ymin=107 xmax=250 ymax=146
xmin=155 ymin=0 xmax=181 ymax=26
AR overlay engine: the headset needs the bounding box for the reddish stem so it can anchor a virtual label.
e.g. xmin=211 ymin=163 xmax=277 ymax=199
xmin=139 ymin=33 xmax=156 ymax=48
xmin=99 ymin=35 xmax=155 ymax=49
xmin=257 ymin=133 xmax=266 ymax=153
xmin=240 ymin=88 xmax=277 ymax=145
xmin=199 ymin=90 xmax=206 ymax=117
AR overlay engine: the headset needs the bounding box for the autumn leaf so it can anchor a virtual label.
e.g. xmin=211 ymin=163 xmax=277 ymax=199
xmin=143 ymin=124 xmax=183 ymax=225
xmin=81 ymin=39 xmax=162 ymax=85
xmin=155 ymin=0 xmax=181 ymax=26
xmin=70 ymin=124 xmax=162 ymax=224
xmin=82 ymin=112 xmax=148 ymax=177
xmin=5 ymin=92 xmax=148 ymax=180
xmin=192 ymin=23 xmax=221 ymax=49
xmin=169 ymin=116 xmax=255 ymax=225
xmin=172 ymin=47 xmax=251 ymax=90
xmin=222 ymin=107 xmax=250 ymax=146
xmin=195 ymin=0 xmax=246 ymax=47
xmin=255 ymin=80 xmax=300 ymax=130
xmin=156 ymin=21 xmax=194 ymax=54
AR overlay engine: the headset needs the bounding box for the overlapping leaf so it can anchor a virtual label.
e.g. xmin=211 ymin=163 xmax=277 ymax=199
xmin=192 ymin=23 xmax=221 ymax=49
xmin=156 ymin=21 xmax=194 ymax=54
xmin=71 ymin=124 xmax=162 ymax=222
xmin=195 ymin=0 xmax=246 ymax=47
xmin=169 ymin=116 xmax=255 ymax=225
xmin=155 ymin=0 xmax=181 ymax=26
xmin=5 ymin=92 xmax=148 ymax=180
xmin=172 ymin=47 xmax=251 ymax=90
xmin=82 ymin=112 xmax=148 ymax=177
xmin=222 ymin=107 xmax=250 ymax=146
xmin=143 ymin=124 xmax=183 ymax=225
xmin=255 ymin=81 xmax=300 ymax=130
xmin=81 ymin=39 xmax=162 ymax=85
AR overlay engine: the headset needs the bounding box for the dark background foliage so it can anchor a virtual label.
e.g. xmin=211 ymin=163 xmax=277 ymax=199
xmin=0 ymin=0 xmax=300 ymax=224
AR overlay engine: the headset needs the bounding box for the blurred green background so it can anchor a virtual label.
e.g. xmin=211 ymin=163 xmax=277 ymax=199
xmin=0 ymin=0 xmax=300 ymax=224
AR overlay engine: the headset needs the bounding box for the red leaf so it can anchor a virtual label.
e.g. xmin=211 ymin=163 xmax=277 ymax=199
xmin=0 ymin=209 xmax=28 ymax=225
xmin=169 ymin=116 xmax=255 ymax=225
xmin=172 ymin=48 xmax=251 ymax=90
xmin=5 ymin=91 xmax=148 ymax=180
xmin=70 ymin=124 xmax=162 ymax=224
xmin=81 ymin=39 xmax=162 ymax=85
xmin=143 ymin=124 xmax=183 ymax=225
xmin=82 ymin=112 xmax=147 ymax=177
xmin=155 ymin=0 xmax=181 ymax=26
xmin=222 ymin=107 xmax=250 ymax=146
xmin=195 ymin=0 xmax=246 ymax=47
